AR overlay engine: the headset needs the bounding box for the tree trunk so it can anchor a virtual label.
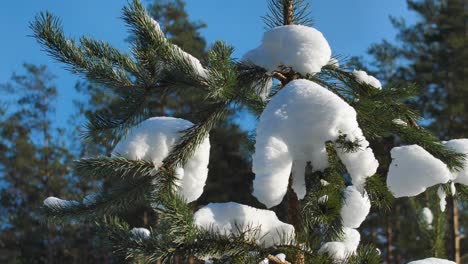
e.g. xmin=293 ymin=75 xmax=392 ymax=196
xmin=386 ymin=212 xmax=394 ymax=264
xmin=453 ymin=196 xmax=460 ymax=264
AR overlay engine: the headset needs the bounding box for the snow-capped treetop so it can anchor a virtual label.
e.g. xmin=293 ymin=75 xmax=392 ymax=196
xmin=443 ymin=139 xmax=468 ymax=185
xmin=130 ymin=227 xmax=151 ymax=239
xmin=252 ymin=79 xmax=378 ymax=208
xmin=407 ymin=258 xmax=455 ymax=264
xmin=421 ymin=207 xmax=433 ymax=227
xmin=193 ymin=202 xmax=295 ymax=247
xmin=340 ymin=186 xmax=371 ymax=229
xmin=352 ymin=70 xmax=382 ymax=89
xmin=243 ymin=25 xmax=331 ymax=76
xmin=318 ymin=227 xmax=361 ymax=261
xmin=112 ymin=117 xmax=210 ymax=203
xmin=387 ymin=145 xmax=451 ymax=198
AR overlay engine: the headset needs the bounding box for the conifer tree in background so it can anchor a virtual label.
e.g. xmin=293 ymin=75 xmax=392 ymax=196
xmin=362 ymin=0 xmax=467 ymax=262
xmin=0 ymin=65 xmax=107 ymax=263
xmin=31 ymin=0 xmax=467 ymax=263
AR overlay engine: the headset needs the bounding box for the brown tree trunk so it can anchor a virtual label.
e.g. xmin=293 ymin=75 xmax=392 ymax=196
xmin=386 ymin=212 xmax=394 ymax=264
xmin=453 ymin=196 xmax=460 ymax=264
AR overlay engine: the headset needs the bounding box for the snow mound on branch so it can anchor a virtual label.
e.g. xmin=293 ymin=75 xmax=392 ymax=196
xmin=407 ymin=258 xmax=455 ymax=264
xmin=151 ymin=18 xmax=208 ymax=79
xmin=341 ymin=186 xmax=371 ymax=228
xmin=43 ymin=197 xmax=79 ymax=208
xmin=252 ymin=79 xmax=378 ymax=207
xmin=421 ymin=207 xmax=433 ymax=227
xmin=319 ymin=228 xmax=360 ymax=261
xmin=130 ymin=227 xmax=151 ymax=238
xmin=193 ymin=202 xmax=295 ymax=247
xmin=387 ymin=145 xmax=451 ymax=198
xmin=443 ymin=139 xmax=468 ymax=185
xmin=112 ymin=117 xmax=210 ymax=203
xmin=353 ymin=70 xmax=382 ymax=89
xmin=243 ymin=25 xmax=331 ymax=76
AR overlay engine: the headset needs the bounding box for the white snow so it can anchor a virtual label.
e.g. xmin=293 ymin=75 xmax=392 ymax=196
xmin=443 ymin=139 xmax=468 ymax=185
xmin=407 ymin=258 xmax=455 ymax=264
xmin=318 ymin=195 xmax=329 ymax=204
xmin=450 ymin=182 xmax=456 ymax=195
xmin=151 ymin=18 xmax=208 ymax=79
xmin=340 ymin=186 xmax=371 ymax=228
xmin=318 ymin=228 xmax=361 ymax=261
xmin=243 ymin=25 xmax=331 ymax=76
xmin=437 ymin=186 xmax=447 ymax=212
xmin=252 ymin=79 xmax=378 ymax=207
xmin=353 ymin=70 xmax=382 ymax=89
xmin=393 ymin=118 xmax=408 ymax=126
xmin=43 ymin=197 xmax=79 ymax=207
xmin=387 ymin=145 xmax=451 ymax=198
xmin=193 ymin=202 xmax=295 ymax=247
xmin=130 ymin=227 xmax=151 ymax=238
xmin=275 ymin=253 xmax=286 ymax=262
xmin=421 ymin=207 xmax=433 ymax=227
xmin=112 ymin=117 xmax=210 ymax=203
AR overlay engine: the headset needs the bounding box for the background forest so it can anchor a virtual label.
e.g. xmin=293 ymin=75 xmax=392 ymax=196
xmin=0 ymin=0 xmax=466 ymax=263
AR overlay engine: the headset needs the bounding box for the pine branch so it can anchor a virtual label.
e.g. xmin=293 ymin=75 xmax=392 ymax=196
xmin=122 ymin=0 xmax=208 ymax=86
xmin=30 ymin=12 xmax=141 ymax=90
xmin=74 ymin=156 xmax=156 ymax=180
xmin=84 ymin=88 xmax=151 ymax=142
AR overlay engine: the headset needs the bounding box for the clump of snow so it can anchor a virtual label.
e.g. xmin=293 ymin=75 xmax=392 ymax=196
xmin=407 ymin=258 xmax=455 ymax=264
xmin=130 ymin=227 xmax=151 ymax=238
xmin=112 ymin=117 xmax=210 ymax=203
xmin=393 ymin=118 xmax=407 ymax=126
xmin=243 ymin=25 xmax=331 ymax=76
xmin=450 ymin=182 xmax=456 ymax=195
xmin=438 ymin=186 xmax=447 ymax=212
xmin=275 ymin=253 xmax=286 ymax=262
xmin=443 ymin=139 xmax=468 ymax=185
xmin=43 ymin=197 xmax=79 ymax=208
xmin=327 ymin=58 xmax=340 ymax=69
xmin=318 ymin=195 xmax=329 ymax=204
xmin=193 ymin=202 xmax=295 ymax=247
xmin=353 ymin=70 xmax=382 ymax=89
xmin=151 ymin=18 xmax=208 ymax=79
xmin=421 ymin=207 xmax=433 ymax=228
xmin=252 ymin=79 xmax=378 ymax=207
xmin=340 ymin=186 xmax=371 ymax=228
xmin=387 ymin=145 xmax=451 ymax=198
xmin=319 ymin=228 xmax=361 ymax=261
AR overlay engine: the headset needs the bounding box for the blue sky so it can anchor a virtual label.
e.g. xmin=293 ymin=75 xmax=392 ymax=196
xmin=0 ymin=0 xmax=416 ymax=130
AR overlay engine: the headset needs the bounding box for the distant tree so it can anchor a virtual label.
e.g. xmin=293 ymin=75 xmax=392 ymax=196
xmin=364 ymin=0 xmax=467 ymax=261
xmin=0 ymin=64 xmax=106 ymax=263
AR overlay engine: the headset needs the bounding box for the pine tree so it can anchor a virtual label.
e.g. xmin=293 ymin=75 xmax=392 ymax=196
xmin=0 ymin=64 xmax=108 ymax=263
xmin=31 ymin=0 xmax=466 ymax=263
xmin=364 ymin=0 xmax=467 ymax=262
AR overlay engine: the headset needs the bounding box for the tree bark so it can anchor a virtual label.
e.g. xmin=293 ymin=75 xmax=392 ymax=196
xmin=453 ymin=196 xmax=460 ymax=264
xmin=386 ymin=212 xmax=394 ymax=264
